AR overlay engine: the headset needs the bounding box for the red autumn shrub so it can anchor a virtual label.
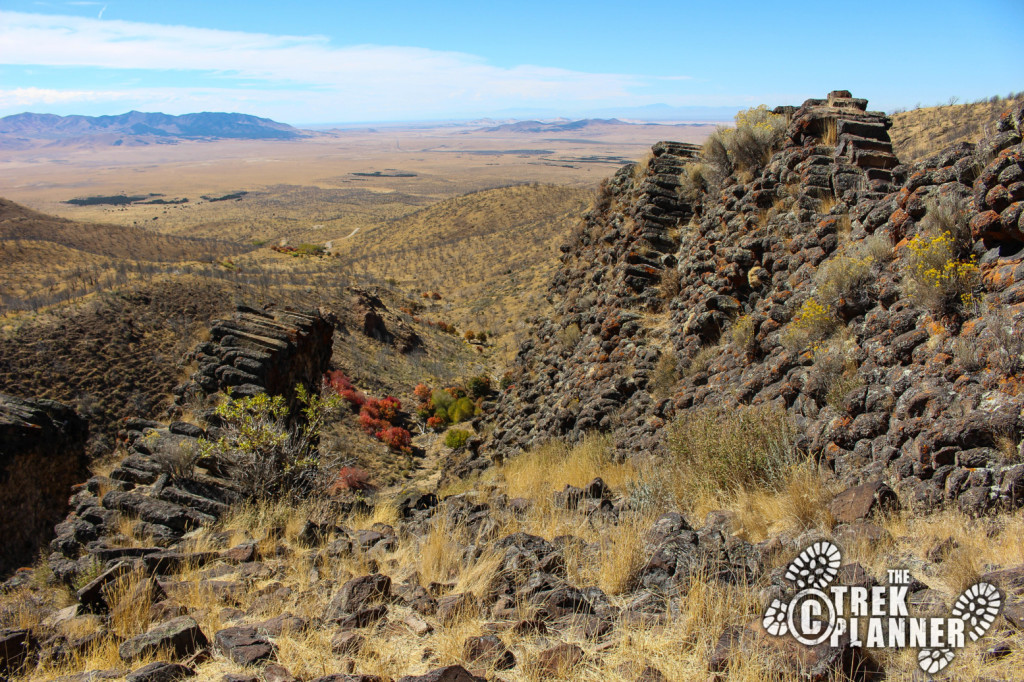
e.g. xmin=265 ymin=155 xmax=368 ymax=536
xmin=377 ymin=426 xmax=412 ymax=453
xmin=378 ymin=396 xmax=401 ymax=422
xmin=426 ymin=415 xmax=446 ymax=432
xmin=325 ymin=371 xmax=366 ymax=409
xmin=358 ymin=411 xmax=388 ymax=435
xmin=361 ymin=398 xmax=380 ymax=419
xmin=325 ymin=370 xmax=353 ymax=393
xmin=329 ymin=466 xmax=375 ymax=494
xmin=414 ymin=383 xmax=431 ymax=401
xmin=340 ymin=389 xmax=366 ymax=408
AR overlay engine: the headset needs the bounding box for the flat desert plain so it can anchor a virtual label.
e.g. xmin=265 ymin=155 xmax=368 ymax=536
xmin=0 ymin=120 xmax=719 ymax=244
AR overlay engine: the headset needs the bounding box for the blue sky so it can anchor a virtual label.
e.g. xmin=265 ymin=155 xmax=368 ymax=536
xmin=0 ymin=1 xmax=1021 ymax=124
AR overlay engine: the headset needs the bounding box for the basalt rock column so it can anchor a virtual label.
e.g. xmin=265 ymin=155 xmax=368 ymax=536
xmin=0 ymin=395 xmax=87 ymax=576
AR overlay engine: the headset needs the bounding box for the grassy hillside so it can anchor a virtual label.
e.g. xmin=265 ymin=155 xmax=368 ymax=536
xmin=890 ymin=93 xmax=1024 ymax=162
xmin=0 ymin=198 xmax=252 ymax=312
xmin=332 ymin=182 xmax=591 ymax=356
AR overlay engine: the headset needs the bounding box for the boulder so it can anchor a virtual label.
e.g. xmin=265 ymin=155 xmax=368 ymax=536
xmin=396 ymin=666 xmax=486 ymax=682
xmin=829 ymin=480 xmax=899 ymax=524
xmin=0 ymin=628 xmax=38 ymax=675
xmin=463 ymin=634 xmax=515 ymax=670
xmin=436 ymin=592 xmax=479 ymax=624
xmin=118 ymin=616 xmax=208 ymax=663
xmin=536 ymin=642 xmax=584 ymax=677
xmin=214 ymin=626 xmax=276 ymax=666
xmin=124 ymin=662 xmax=196 ymax=682
xmin=325 ymin=573 xmax=391 ymax=621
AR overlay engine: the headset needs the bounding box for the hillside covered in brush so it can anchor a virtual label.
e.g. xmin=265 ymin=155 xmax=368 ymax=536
xmin=2 ymin=91 xmax=1024 ymax=682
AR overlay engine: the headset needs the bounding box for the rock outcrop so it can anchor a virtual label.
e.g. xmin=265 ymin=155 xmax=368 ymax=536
xmin=172 ymin=306 xmax=335 ymax=414
xmin=0 ymin=395 xmax=87 ymax=576
xmin=47 ymin=305 xmax=334 ymax=585
xmin=487 ymin=94 xmax=1024 ymax=516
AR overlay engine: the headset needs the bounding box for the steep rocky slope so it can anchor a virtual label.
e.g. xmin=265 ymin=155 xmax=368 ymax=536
xmin=488 ymin=91 xmax=1024 ymax=516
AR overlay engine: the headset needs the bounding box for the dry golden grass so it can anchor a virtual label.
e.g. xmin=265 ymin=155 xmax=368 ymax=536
xmin=0 ymin=197 xmax=249 ymax=313
xmin=890 ymin=94 xmax=1024 ymax=163
xmin=332 ymin=183 xmax=589 ymax=348
xmin=496 ymin=434 xmax=636 ymax=501
xmin=821 ymin=118 xmax=839 ymax=147
xmin=20 ymin=440 xmax=1024 ymax=682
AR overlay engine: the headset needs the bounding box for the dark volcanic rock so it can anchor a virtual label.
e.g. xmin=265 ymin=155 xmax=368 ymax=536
xmin=829 ymin=480 xmax=899 ymax=523
xmin=0 ymin=628 xmax=38 ymax=676
xmin=118 ymin=616 xmax=208 ymax=663
xmin=124 ymin=662 xmax=196 ymax=682
xmin=324 ymin=573 xmax=392 ymax=621
xmin=396 ymin=666 xmax=486 ymax=682
xmin=214 ymin=626 xmax=276 ymax=666
xmin=0 ymin=394 xmax=88 ymax=576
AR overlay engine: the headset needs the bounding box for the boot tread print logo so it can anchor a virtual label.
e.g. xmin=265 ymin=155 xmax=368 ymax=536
xmin=763 ymin=540 xmax=1003 ymax=675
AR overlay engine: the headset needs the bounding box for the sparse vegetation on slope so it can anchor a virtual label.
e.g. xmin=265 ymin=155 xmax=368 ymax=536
xmin=890 ymin=92 xmax=1024 ymax=163
xmin=6 ymin=89 xmax=1024 ymax=682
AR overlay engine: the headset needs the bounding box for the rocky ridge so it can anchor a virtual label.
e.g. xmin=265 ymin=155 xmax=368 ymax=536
xmin=3 ymin=92 xmax=1024 ymax=681
xmin=45 ymin=306 xmax=334 ymax=586
xmin=487 ymin=92 xmax=1024 ymax=516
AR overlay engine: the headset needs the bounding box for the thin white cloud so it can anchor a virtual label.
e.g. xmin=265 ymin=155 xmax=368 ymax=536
xmin=0 ymin=86 xmax=131 ymax=107
xmin=0 ymin=10 xmax=666 ymax=118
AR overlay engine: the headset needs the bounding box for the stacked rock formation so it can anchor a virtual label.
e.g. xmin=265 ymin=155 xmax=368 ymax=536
xmin=48 ymin=305 xmax=334 ymax=584
xmin=0 ymin=395 xmax=87 ymax=576
xmin=784 ymin=89 xmax=899 ymax=190
xmin=173 ymin=306 xmax=334 ymax=414
xmin=487 ymin=94 xmax=1024 ymax=516
xmin=970 ymin=105 xmax=1024 ymax=245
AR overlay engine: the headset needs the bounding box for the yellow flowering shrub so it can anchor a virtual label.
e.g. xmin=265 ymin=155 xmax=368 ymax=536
xmin=902 ymin=232 xmax=980 ymax=312
xmin=781 ymin=297 xmax=837 ymax=351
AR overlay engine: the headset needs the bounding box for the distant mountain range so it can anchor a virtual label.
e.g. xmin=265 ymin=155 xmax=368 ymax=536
xmin=480 ymin=118 xmax=632 ymax=133
xmin=477 ymin=117 xmax=721 ymax=134
xmin=0 ymin=111 xmax=306 ymax=148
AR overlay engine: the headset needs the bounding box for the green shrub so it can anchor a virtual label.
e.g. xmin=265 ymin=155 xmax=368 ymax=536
xmin=730 ymin=315 xmax=757 ymax=352
xmin=814 ymin=252 xmax=874 ymax=311
xmin=682 ymin=345 xmax=719 ymax=377
xmin=677 ymin=163 xmax=710 ymax=204
xmin=431 ymin=389 xmax=453 ymax=413
xmin=862 ymin=233 xmax=894 ymax=263
xmin=444 ymin=429 xmax=471 ymax=449
xmin=664 ymin=405 xmax=799 ymax=501
xmin=466 ymin=374 xmax=491 ymax=398
xmin=920 ymin=195 xmax=972 ymax=258
xmin=650 ymin=351 xmax=680 ymax=398
xmin=986 ymin=308 xmax=1024 ymax=374
xmin=197 ymin=385 xmax=341 ymax=499
xmin=557 ymin=322 xmax=582 ymax=350
xmin=295 ymin=243 xmax=326 ymax=256
xmin=448 ymin=397 xmax=476 ymax=423
xmin=811 ymin=337 xmax=865 ymax=410
xmin=780 ymin=298 xmax=837 ymax=352
xmin=703 ymin=105 xmax=788 ymax=183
